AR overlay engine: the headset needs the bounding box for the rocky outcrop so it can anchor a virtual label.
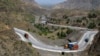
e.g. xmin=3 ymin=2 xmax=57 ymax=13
xmin=88 ymin=31 xmax=100 ymax=56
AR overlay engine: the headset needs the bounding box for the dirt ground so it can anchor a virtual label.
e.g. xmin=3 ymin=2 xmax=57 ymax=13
xmin=30 ymin=30 xmax=86 ymax=46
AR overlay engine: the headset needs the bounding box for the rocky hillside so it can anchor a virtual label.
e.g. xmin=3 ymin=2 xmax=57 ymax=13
xmin=88 ymin=31 xmax=100 ymax=56
xmin=21 ymin=0 xmax=47 ymax=15
xmin=21 ymin=0 xmax=41 ymax=8
xmin=0 ymin=24 xmax=40 ymax=56
xmin=53 ymin=0 xmax=100 ymax=10
xmin=0 ymin=0 xmax=41 ymax=56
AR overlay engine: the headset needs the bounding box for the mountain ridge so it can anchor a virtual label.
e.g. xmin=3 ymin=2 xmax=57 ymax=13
xmin=53 ymin=0 xmax=100 ymax=10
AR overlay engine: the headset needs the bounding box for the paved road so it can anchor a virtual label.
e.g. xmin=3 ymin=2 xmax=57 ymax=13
xmin=14 ymin=28 xmax=98 ymax=53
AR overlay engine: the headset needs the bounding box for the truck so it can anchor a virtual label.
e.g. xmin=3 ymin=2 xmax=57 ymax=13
xmin=24 ymin=33 xmax=28 ymax=39
xmin=64 ymin=42 xmax=78 ymax=50
xmin=64 ymin=44 xmax=68 ymax=49
xmin=72 ymin=44 xmax=78 ymax=50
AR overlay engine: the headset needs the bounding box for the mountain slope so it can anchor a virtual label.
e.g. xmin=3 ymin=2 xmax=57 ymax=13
xmin=21 ymin=0 xmax=47 ymax=15
xmin=0 ymin=0 xmax=40 ymax=56
xmin=21 ymin=0 xmax=41 ymax=8
xmin=53 ymin=0 xmax=100 ymax=10
xmin=0 ymin=26 xmax=39 ymax=56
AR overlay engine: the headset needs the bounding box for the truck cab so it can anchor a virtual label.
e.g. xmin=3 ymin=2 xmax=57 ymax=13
xmin=64 ymin=42 xmax=78 ymax=50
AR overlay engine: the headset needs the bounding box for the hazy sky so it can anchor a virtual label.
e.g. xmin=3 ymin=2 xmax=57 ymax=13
xmin=35 ymin=0 xmax=66 ymax=5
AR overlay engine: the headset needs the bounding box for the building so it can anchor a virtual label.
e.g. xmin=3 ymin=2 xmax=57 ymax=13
xmin=40 ymin=15 xmax=47 ymax=24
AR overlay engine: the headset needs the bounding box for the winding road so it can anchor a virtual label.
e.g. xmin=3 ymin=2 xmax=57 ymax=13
xmin=14 ymin=26 xmax=98 ymax=53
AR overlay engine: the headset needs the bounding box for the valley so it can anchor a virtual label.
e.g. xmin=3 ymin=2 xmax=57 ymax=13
xmin=0 ymin=0 xmax=100 ymax=56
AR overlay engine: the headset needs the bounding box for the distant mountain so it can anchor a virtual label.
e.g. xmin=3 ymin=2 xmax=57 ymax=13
xmin=21 ymin=0 xmax=47 ymax=15
xmin=53 ymin=0 xmax=100 ymax=10
xmin=34 ymin=0 xmax=66 ymax=9
xmin=21 ymin=0 xmax=42 ymax=8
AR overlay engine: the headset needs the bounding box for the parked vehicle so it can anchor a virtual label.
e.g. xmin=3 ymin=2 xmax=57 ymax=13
xmin=68 ymin=43 xmax=74 ymax=50
xmin=72 ymin=44 xmax=78 ymax=50
xmin=64 ymin=44 xmax=68 ymax=49
xmin=64 ymin=42 xmax=78 ymax=50
xmin=24 ymin=33 xmax=28 ymax=39
xmin=85 ymin=38 xmax=89 ymax=42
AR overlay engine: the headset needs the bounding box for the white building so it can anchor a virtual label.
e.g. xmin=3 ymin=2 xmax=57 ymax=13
xmin=40 ymin=15 xmax=47 ymax=24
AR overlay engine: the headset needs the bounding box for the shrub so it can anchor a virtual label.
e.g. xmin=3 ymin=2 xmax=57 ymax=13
xmin=82 ymin=17 xmax=87 ymax=20
xmin=28 ymin=42 xmax=32 ymax=45
xmin=63 ymin=15 xmax=68 ymax=19
xmin=98 ymin=23 xmax=100 ymax=26
xmin=88 ymin=13 xmax=97 ymax=18
xmin=76 ymin=19 xmax=82 ymax=23
xmin=66 ymin=28 xmax=73 ymax=34
xmin=57 ymin=31 xmax=66 ymax=39
xmin=34 ymin=24 xmax=51 ymax=35
xmin=88 ymin=22 xmax=96 ymax=29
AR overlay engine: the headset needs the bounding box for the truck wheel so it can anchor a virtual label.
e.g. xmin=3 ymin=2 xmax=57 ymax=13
xmin=61 ymin=52 xmax=65 ymax=55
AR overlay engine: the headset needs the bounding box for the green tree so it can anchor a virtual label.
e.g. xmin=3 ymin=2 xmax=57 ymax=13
xmin=88 ymin=22 xmax=96 ymax=29
xmin=66 ymin=28 xmax=73 ymax=34
xmin=88 ymin=13 xmax=97 ymax=18
xmin=82 ymin=17 xmax=87 ymax=20
xmin=61 ymin=31 xmax=66 ymax=37
xmin=28 ymin=42 xmax=32 ymax=45
xmin=63 ymin=15 xmax=68 ymax=19
xmin=98 ymin=23 xmax=100 ymax=26
xmin=57 ymin=31 xmax=66 ymax=39
xmin=76 ymin=19 xmax=82 ymax=23
xmin=66 ymin=18 xmax=70 ymax=24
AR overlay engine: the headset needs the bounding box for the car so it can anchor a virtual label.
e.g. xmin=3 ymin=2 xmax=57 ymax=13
xmin=85 ymin=38 xmax=89 ymax=42
xmin=24 ymin=33 xmax=28 ymax=39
